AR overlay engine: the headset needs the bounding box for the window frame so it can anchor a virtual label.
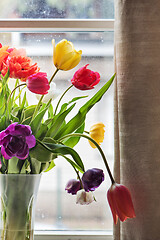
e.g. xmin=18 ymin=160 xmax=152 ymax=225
xmin=0 ymin=18 xmax=114 ymax=240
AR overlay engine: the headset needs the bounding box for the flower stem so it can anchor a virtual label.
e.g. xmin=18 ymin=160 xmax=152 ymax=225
xmin=54 ymin=85 xmax=73 ymax=115
xmin=59 ymin=133 xmax=115 ymax=184
xmin=49 ymin=68 xmax=59 ymax=84
xmin=7 ymin=83 xmax=26 ymax=106
xmin=84 ymin=130 xmax=89 ymax=134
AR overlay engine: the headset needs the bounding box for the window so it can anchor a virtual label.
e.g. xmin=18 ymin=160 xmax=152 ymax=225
xmin=0 ymin=1 xmax=114 ymax=239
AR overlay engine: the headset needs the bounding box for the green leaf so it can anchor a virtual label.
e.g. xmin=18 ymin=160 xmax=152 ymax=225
xmin=8 ymin=157 xmax=19 ymax=174
xmin=21 ymin=105 xmax=36 ymax=125
xmin=44 ymin=161 xmax=56 ymax=172
xmin=55 ymin=74 xmax=115 ymax=139
xmin=48 ymin=103 xmax=54 ymax=119
xmin=46 ymin=103 xmax=76 ymax=138
xmin=0 ymin=115 xmax=10 ymax=131
xmin=63 ymin=123 xmax=85 ymax=147
xmin=35 ymin=123 xmax=48 ymax=140
xmin=37 ymin=139 xmax=85 ymax=172
xmin=61 ymin=155 xmax=84 ymax=173
xmin=29 ymin=138 xmax=57 ymax=163
xmin=58 ymin=95 xmax=88 ymax=115
xmin=30 ymin=100 xmax=51 ymax=135
xmin=29 ymin=157 xmax=42 ymax=174
xmin=2 ymin=69 xmax=10 ymax=84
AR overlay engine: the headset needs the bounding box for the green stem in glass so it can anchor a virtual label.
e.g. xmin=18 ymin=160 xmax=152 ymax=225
xmin=54 ymin=85 xmax=73 ymax=116
xmin=59 ymin=133 xmax=115 ymax=184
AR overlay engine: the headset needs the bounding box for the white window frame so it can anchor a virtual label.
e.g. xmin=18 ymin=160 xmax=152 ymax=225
xmin=0 ymin=18 xmax=114 ymax=240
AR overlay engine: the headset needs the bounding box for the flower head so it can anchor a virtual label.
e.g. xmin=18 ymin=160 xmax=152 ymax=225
xmin=26 ymin=72 xmax=50 ymax=95
xmin=65 ymin=179 xmax=81 ymax=195
xmin=76 ymin=189 xmax=94 ymax=205
xmin=71 ymin=64 xmax=100 ymax=90
xmin=107 ymin=183 xmax=136 ymax=224
xmin=0 ymin=123 xmax=36 ymax=160
xmin=1 ymin=55 xmax=40 ymax=81
xmin=82 ymin=168 xmax=104 ymax=191
xmin=89 ymin=122 xmax=105 ymax=148
xmin=52 ymin=39 xmax=82 ymax=71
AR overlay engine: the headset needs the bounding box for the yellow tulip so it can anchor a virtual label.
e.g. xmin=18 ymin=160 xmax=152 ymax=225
xmin=89 ymin=122 xmax=105 ymax=149
xmin=0 ymin=81 xmax=2 ymax=93
xmin=52 ymin=39 xmax=82 ymax=71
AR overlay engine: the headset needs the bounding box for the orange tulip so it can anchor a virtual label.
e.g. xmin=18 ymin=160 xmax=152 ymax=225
xmin=107 ymin=183 xmax=136 ymax=224
xmin=2 ymin=55 xmax=40 ymax=81
xmin=0 ymin=45 xmax=9 ymax=71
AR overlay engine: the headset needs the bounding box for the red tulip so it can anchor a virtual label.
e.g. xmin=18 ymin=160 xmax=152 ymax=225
xmin=71 ymin=64 xmax=100 ymax=90
xmin=107 ymin=183 xmax=136 ymax=224
xmin=26 ymin=72 xmax=50 ymax=95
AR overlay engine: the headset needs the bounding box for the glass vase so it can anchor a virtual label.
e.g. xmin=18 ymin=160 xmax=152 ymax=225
xmin=0 ymin=174 xmax=41 ymax=240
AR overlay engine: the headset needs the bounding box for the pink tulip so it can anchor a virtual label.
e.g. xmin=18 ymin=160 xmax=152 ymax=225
xmin=26 ymin=72 xmax=50 ymax=95
xmin=107 ymin=183 xmax=136 ymax=224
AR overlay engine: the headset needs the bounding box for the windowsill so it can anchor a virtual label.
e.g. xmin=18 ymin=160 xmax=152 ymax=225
xmin=35 ymin=230 xmax=113 ymax=240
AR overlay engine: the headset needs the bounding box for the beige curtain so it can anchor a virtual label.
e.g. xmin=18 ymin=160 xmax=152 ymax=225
xmin=114 ymin=0 xmax=160 ymax=239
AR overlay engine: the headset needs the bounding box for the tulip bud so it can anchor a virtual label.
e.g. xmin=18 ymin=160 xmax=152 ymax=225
xmin=107 ymin=183 xmax=136 ymax=224
xmin=76 ymin=189 xmax=94 ymax=205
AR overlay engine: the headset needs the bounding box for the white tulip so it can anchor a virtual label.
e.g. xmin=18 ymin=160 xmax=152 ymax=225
xmin=36 ymin=82 xmax=60 ymax=103
xmin=76 ymin=189 xmax=94 ymax=205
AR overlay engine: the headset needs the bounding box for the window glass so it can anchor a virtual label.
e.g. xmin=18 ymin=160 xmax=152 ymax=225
xmin=0 ymin=31 xmax=114 ymax=231
xmin=0 ymin=0 xmax=114 ymax=19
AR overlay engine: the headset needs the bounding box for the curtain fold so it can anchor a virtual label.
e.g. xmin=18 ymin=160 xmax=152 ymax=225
xmin=114 ymin=0 xmax=160 ymax=239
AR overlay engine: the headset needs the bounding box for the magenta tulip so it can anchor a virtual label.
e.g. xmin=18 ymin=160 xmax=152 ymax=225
xmin=26 ymin=72 xmax=50 ymax=95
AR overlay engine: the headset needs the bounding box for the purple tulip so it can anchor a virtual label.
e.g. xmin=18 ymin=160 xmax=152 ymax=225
xmin=82 ymin=168 xmax=104 ymax=192
xmin=65 ymin=179 xmax=81 ymax=195
xmin=0 ymin=123 xmax=36 ymax=160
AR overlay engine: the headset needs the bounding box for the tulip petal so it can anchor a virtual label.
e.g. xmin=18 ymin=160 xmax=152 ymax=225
xmin=58 ymin=51 xmax=82 ymax=71
xmin=107 ymin=189 xmax=118 ymax=224
xmin=114 ymin=184 xmax=136 ymax=218
xmin=26 ymin=135 xmax=36 ymax=148
xmin=1 ymin=146 xmax=12 ymax=160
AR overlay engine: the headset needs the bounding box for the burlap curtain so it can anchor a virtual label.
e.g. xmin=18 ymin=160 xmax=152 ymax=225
xmin=114 ymin=0 xmax=160 ymax=239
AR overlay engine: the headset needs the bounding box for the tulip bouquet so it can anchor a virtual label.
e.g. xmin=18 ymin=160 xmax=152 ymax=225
xmin=0 ymin=38 xmax=135 ymax=239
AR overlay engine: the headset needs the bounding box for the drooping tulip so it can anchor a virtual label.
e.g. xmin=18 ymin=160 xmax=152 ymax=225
xmin=76 ymin=189 xmax=94 ymax=205
xmin=89 ymin=122 xmax=105 ymax=148
xmin=71 ymin=64 xmax=100 ymax=90
xmin=107 ymin=183 xmax=136 ymax=224
xmin=26 ymin=72 xmax=50 ymax=95
xmin=82 ymin=168 xmax=104 ymax=191
xmin=65 ymin=179 xmax=81 ymax=195
xmin=52 ymin=39 xmax=82 ymax=71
